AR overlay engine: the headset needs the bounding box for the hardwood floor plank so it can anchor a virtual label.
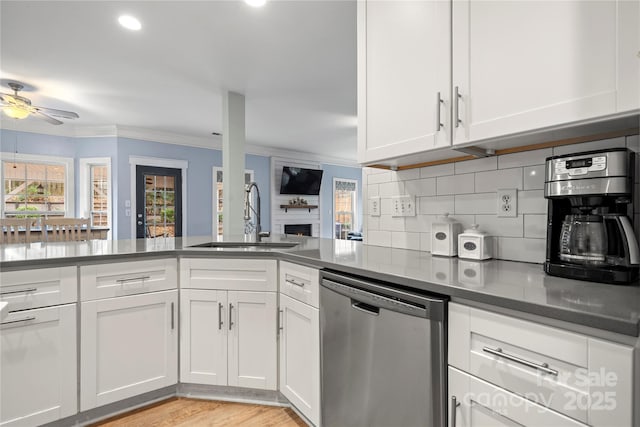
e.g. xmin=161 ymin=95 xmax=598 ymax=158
xmin=91 ymin=397 xmax=307 ymax=427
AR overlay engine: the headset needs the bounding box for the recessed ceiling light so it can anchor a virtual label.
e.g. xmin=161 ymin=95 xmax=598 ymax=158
xmin=118 ymin=15 xmax=142 ymax=31
xmin=244 ymin=0 xmax=266 ymax=7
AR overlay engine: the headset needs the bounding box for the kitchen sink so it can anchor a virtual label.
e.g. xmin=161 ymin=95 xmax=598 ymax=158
xmin=188 ymin=241 xmax=299 ymax=249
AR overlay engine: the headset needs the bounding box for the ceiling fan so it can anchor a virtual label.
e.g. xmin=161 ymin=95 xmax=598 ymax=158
xmin=0 ymin=82 xmax=79 ymax=125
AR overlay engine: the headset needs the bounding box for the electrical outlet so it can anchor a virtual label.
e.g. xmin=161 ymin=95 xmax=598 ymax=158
xmin=497 ymin=189 xmax=517 ymax=217
xmin=369 ymin=196 xmax=381 ymax=217
xmin=392 ymin=195 xmax=415 ymax=217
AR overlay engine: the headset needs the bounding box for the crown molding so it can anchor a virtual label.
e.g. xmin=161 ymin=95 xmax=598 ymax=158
xmin=0 ymin=122 xmax=359 ymax=168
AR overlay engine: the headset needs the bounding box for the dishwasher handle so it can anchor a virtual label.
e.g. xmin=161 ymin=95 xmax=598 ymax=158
xmin=351 ymin=300 xmax=380 ymax=316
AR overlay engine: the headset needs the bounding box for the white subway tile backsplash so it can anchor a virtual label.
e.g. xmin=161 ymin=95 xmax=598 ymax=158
xmin=405 ymin=214 xmax=436 ymax=233
xmin=552 ymin=136 xmax=625 ymax=156
xmin=454 ymin=156 xmax=497 ymax=174
xmin=380 ymin=215 xmax=405 ymax=232
xmin=392 ymin=169 xmax=421 ymax=181
xmin=518 ymin=190 xmax=547 ymax=214
xmin=367 ymin=231 xmax=392 ymax=247
xmin=452 ymin=214 xmax=476 ymax=231
xmin=391 ymin=232 xmax=421 ymax=250
xmin=524 ymin=214 xmax=547 ymax=238
xmin=405 ymin=178 xmax=436 ymax=197
xmin=436 ymin=173 xmax=474 ymax=195
xmin=420 ymin=163 xmax=454 ymax=178
xmin=419 ymin=196 xmax=455 ymax=215
xmin=455 ymin=193 xmax=496 ymax=215
xmin=475 ymin=168 xmax=523 ymax=192
xmin=368 ymin=184 xmax=380 ymax=197
xmin=498 ymin=148 xmax=551 ymax=169
xmin=420 ymin=232 xmax=432 ymax=252
xmin=523 ymin=165 xmax=545 ymax=190
xmin=368 ymin=216 xmax=380 ymax=231
xmin=379 ymin=181 xmax=405 ymax=197
xmin=368 ymin=171 xmax=392 ymax=184
xmin=381 ymin=198 xmax=393 ymax=215
xmin=475 ymin=215 xmax=523 ymax=238
xmin=497 ymin=237 xmax=546 ymax=263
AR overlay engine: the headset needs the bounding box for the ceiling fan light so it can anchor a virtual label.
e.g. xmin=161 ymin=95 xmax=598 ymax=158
xmin=118 ymin=15 xmax=142 ymax=31
xmin=3 ymin=106 xmax=30 ymax=119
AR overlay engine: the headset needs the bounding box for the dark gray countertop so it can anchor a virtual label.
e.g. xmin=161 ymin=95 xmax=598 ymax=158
xmin=1 ymin=235 xmax=639 ymax=336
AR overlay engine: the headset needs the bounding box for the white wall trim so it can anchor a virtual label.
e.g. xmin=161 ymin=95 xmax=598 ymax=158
xmin=0 ymin=151 xmax=75 ymax=218
xmin=79 ymin=157 xmax=112 ymax=238
xmin=128 ymin=156 xmax=188 ymax=239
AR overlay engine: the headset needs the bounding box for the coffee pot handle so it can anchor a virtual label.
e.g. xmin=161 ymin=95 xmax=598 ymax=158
xmin=617 ymin=216 xmax=640 ymax=265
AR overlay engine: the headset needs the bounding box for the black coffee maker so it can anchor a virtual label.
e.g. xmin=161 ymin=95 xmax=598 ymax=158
xmin=544 ymin=148 xmax=639 ymax=285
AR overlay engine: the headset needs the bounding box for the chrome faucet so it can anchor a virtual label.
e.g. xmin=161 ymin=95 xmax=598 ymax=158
xmin=244 ymin=182 xmax=270 ymax=242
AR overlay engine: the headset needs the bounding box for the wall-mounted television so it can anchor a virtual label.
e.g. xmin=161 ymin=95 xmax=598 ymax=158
xmin=280 ymin=166 xmax=323 ymax=195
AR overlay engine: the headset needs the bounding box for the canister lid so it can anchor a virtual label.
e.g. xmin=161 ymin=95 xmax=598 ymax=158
xmin=434 ymin=212 xmax=459 ymax=225
xmin=462 ymin=224 xmax=488 ymax=236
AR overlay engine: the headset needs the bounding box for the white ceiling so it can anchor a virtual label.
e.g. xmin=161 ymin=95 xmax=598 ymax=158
xmin=0 ymin=0 xmax=357 ymax=161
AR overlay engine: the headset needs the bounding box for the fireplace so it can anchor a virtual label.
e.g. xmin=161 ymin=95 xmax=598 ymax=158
xmin=284 ymin=224 xmax=312 ymax=236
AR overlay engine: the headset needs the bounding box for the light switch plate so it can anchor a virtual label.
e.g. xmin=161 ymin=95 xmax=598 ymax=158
xmin=392 ymin=195 xmax=415 ymax=217
xmin=369 ymin=196 xmax=381 ymax=217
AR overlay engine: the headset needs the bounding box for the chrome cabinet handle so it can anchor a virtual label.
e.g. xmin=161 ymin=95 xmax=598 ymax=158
xmin=1 ymin=316 xmax=36 ymax=325
xmin=436 ymin=91 xmax=444 ymax=130
xmin=451 ymin=396 xmax=460 ymax=426
xmin=229 ymin=303 xmax=234 ymax=330
xmin=116 ymin=276 xmax=150 ymax=284
xmin=1 ymin=287 xmax=37 ymax=296
xmin=483 ymin=346 xmax=558 ymax=376
xmin=218 ymin=302 xmax=224 ymax=330
xmin=171 ymin=302 xmax=175 ymax=330
xmin=286 ymin=278 xmax=305 ymax=288
xmin=454 ymin=86 xmax=462 ymax=128
xmin=278 ymin=309 xmax=284 ymax=332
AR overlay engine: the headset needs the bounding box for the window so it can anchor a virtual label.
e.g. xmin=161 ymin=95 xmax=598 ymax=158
xmin=1 ymin=154 xmax=74 ymax=219
xmin=333 ymin=178 xmax=358 ymax=240
xmin=213 ymin=168 xmax=254 ymax=238
xmin=79 ymin=158 xmax=111 ymax=236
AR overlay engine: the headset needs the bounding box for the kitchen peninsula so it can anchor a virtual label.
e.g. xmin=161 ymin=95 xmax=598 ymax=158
xmin=1 ymin=236 xmax=639 ymax=427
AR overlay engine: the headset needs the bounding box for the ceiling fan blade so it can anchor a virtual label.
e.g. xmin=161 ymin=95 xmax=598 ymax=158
xmin=33 ymin=110 xmax=64 ymax=125
xmin=33 ymin=105 xmax=79 ymax=119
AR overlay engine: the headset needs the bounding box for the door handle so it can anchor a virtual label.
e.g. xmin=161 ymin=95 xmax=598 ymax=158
xmin=351 ymin=300 xmax=380 ymax=316
xmin=1 ymin=316 xmax=36 ymax=325
xmin=278 ymin=309 xmax=284 ymax=332
xmin=229 ymin=303 xmax=234 ymax=330
xmin=436 ymin=91 xmax=444 ymax=130
xmin=451 ymin=396 xmax=460 ymax=426
xmin=454 ymin=86 xmax=462 ymax=128
xmin=0 ymin=287 xmax=37 ymax=296
xmin=218 ymin=302 xmax=224 ymax=330
xmin=171 ymin=302 xmax=175 ymax=330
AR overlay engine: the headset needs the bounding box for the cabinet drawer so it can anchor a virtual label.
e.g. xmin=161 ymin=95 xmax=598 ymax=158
xmin=0 ymin=266 xmax=77 ymax=311
xmin=449 ymin=303 xmax=633 ymax=426
xmin=180 ymin=258 xmax=277 ymax=292
xmin=80 ymin=258 xmax=177 ymax=301
xmin=449 ymin=367 xmax=587 ymax=427
xmin=279 ymin=261 xmax=319 ymax=308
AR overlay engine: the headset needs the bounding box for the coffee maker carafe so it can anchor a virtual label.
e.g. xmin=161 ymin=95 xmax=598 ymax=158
xmin=544 ymin=148 xmax=639 ymax=284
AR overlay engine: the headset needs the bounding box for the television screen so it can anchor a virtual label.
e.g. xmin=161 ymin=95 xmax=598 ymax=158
xmin=280 ymin=167 xmax=323 ymax=195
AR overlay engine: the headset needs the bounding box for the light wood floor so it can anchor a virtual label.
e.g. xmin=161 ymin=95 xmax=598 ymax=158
xmin=91 ymin=397 xmax=307 ymax=427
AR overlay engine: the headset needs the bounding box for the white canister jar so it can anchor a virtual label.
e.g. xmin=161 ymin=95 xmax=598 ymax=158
xmin=458 ymin=224 xmax=493 ymax=260
xmin=431 ymin=213 xmax=463 ymax=257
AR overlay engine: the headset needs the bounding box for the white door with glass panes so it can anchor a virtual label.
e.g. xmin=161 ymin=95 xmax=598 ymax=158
xmin=333 ymin=178 xmax=358 ymax=240
xmin=79 ymin=158 xmax=111 ymax=238
xmin=212 ymin=168 xmax=254 ymax=238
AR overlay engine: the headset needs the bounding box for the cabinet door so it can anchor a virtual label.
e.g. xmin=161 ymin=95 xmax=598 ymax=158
xmin=453 ymin=0 xmax=618 ymax=145
xmin=180 ymin=289 xmax=228 ymax=385
xmin=1 ymin=304 xmax=77 ymax=427
xmin=617 ymin=0 xmax=640 ymax=112
xmin=279 ymin=294 xmax=320 ymax=426
xmin=227 ymin=291 xmax=277 ymax=390
xmin=81 ymin=290 xmax=178 ymax=411
xmin=358 ymin=0 xmax=450 ymax=164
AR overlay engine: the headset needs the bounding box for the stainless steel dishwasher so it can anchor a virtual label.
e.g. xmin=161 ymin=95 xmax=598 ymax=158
xmin=320 ymin=270 xmax=446 ymax=427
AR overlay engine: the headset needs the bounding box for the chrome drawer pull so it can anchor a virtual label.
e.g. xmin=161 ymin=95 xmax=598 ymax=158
xmin=286 ymin=278 xmax=305 ymax=287
xmin=451 ymin=396 xmax=460 ymax=426
xmin=483 ymin=346 xmax=558 ymax=376
xmin=116 ymin=276 xmax=150 ymax=284
xmin=1 ymin=316 xmax=36 ymax=325
xmin=218 ymin=303 xmax=224 ymax=330
xmin=1 ymin=287 xmax=37 ymax=296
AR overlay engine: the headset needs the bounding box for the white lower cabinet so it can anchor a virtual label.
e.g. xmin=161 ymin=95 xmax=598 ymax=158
xmin=449 ymin=367 xmax=586 ymax=427
xmin=80 ymin=289 xmax=178 ymax=411
xmin=279 ymin=293 xmax=320 ymax=426
xmin=0 ymin=304 xmax=77 ymax=427
xmin=180 ymin=289 xmax=277 ymax=390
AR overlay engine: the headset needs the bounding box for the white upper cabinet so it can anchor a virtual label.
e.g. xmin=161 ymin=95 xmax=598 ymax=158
xmin=452 ymin=0 xmax=621 ymax=145
xmin=617 ymin=0 xmax=640 ymax=112
xmin=358 ymin=0 xmax=451 ymax=164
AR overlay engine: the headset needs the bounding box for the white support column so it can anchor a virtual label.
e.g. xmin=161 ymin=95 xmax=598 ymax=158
xmin=222 ymin=91 xmax=246 ymax=238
